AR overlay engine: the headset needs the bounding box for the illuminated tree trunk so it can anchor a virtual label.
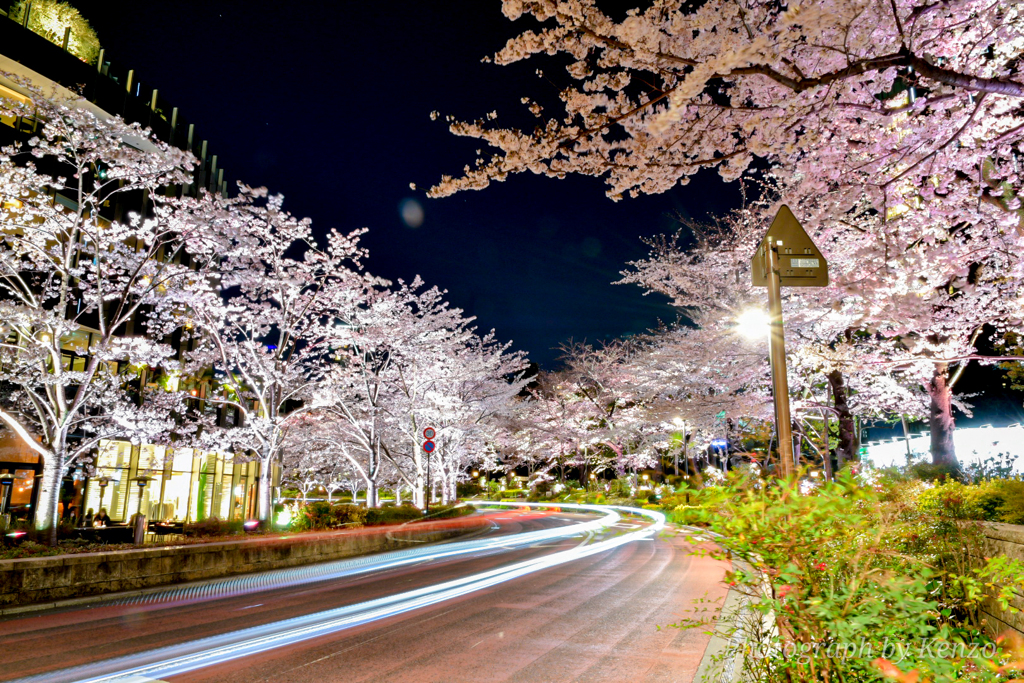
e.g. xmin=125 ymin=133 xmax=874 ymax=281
xmin=928 ymin=363 xmax=959 ymax=468
xmin=34 ymin=447 xmax=64 ymax=546
xmin=826 ymin=370 xmax=856 ymax=469
xmin=258 ymin=464 xmax=272 ymax=522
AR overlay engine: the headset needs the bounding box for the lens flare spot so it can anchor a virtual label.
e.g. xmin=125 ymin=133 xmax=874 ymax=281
xmin=399 ymin=198 xmax=424 ymax=228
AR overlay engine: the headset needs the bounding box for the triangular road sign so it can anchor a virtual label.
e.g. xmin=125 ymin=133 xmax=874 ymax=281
xmin=751 ymin=205 xmax=828 ymax=287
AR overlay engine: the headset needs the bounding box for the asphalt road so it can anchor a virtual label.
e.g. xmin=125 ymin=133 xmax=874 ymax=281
xmin=2 ymin=508 xmax=728 ymax=683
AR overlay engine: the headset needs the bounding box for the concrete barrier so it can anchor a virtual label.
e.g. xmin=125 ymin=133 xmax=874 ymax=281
xmin=980 ymin=521 xmax=1024 ymax=636
xmin=0 ymin=516 xmax=489 ymax=608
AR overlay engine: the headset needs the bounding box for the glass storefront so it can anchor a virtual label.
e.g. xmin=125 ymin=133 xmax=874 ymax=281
xmin=80 ymin=442 xmax=262 ymax=524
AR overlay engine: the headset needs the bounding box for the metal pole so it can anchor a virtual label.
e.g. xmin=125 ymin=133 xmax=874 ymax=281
xmin=766 ymin=241 xmax=795 ymax=478
xmin=901 ymin=415 xmax=913 ymax=465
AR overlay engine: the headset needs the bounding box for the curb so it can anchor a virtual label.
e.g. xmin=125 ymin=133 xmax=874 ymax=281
xmin=693 ymin=583 xmax=749 ymax=683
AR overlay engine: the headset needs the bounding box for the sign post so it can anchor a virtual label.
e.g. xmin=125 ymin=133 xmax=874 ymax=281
xmin=751 ymin=205 xmax=828 ymax=478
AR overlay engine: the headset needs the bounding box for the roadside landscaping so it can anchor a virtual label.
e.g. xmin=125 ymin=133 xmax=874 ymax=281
xmin=663 ymin=471 xmax=1024 ymax=683
xmin=0 ymin=502 xmax=474 ymax=560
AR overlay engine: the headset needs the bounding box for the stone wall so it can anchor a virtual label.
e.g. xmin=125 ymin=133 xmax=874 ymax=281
xmin=0 ymin=516 xmax=488 ymax=608
xmin=980 ymin=521 xmax=1024 ymax=636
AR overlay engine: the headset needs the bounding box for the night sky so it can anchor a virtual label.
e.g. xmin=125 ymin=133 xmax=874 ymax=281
xmin=66 ymin=1 xmax=1024 ymax=427
xmin=70 ymin=0 xmax=741 ymax=369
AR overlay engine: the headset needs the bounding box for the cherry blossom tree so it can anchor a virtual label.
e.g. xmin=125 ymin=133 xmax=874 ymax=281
xmin=429 ymin=0 xmax=1024 ymax=468
xmin=0 ymin=88 xmax=217 ymax=541
xmin=419 ymin=332 xmax=530 ymax=503
xmin=431 ymin=0 xmax=1024 ymax=218
xmin=183 ymin=186 xmax=376 ymax=522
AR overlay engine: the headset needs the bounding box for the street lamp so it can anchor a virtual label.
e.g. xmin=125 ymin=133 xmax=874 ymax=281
xmin=736 ymin=308 xmax=771 ymax=339
xmin=132 ymin=476 xmax=152 ymax=517
xmin=96 ymin=476 xmax=110 ymax=510
xmin=0 ymin=473 xmax=14 ymax=517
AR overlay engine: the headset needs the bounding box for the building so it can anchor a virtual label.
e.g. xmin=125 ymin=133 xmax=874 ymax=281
xmin=0 ymin=4 xmax=274 ymax=526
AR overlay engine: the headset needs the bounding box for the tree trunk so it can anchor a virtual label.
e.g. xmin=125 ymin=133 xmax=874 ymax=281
xmin=34 ymin=448 xmax=63 ymax=546
xmin=366 ymin=479 xmax=378 ymax=508
xmin=928 ymin=363 xmax=959 ymax=468
xmin=258 ymin=463 xmax=272 ymax=522
xmin=826 ymin=370 xmax=856 ymax=469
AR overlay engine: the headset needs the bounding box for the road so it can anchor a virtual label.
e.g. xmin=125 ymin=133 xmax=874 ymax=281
xmin=2 ymin=507 xmax=728 ymax=683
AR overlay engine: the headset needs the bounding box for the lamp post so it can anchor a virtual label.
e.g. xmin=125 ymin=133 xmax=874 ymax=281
xmin=131 ymin=476 xmax=152 ymax=545
xmin=132 ymin=476 xmax=152 ymax=517
xmin=96 ymin=476 xmax=110 ymax=511
xmin=0 ymin=473 xmax=14 ymax=517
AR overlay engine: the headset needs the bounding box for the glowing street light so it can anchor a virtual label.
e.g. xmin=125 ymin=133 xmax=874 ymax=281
xmin=736 ymin=308 xmax=771 ymax=339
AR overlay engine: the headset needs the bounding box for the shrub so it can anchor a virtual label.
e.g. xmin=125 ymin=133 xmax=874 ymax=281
xmin=683 ymin=471 xmax=1024 ymax=683
xmin=426 ymin=504 xmax=475 ymax=520
xmin=290 ymin=501 xmax=334 ymax=532
xmin=918 ymin=479 xmax=1024 ymax=525
xmin=184 ymin=517 xmax=242 ymax=537
xmin=365 ymin=503 xmax=422 ymax=525
xmin=331 ymin=504 xmax=368 ymax=527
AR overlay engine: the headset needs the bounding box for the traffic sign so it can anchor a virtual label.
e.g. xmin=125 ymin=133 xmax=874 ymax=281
xmin=423 ymin=440 xmax=435 ymax=453
xmin=751 ymin=205 xmax=828 ymax=287
xmin=423 ymin=427 xmax=435 ymax=439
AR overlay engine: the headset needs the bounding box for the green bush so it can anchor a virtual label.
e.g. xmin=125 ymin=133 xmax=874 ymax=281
xmin=291 ymin=501 xmax=334 ymax=532
xmin=291 ymin=502 xmax=369 ymax=531
xmin=331 ymin=503 xmax=368 ymax=527
xmin=426 ymin=504 xmax=475 ymax=520
xmin=365 ymin=503 xmax=422 ymax=525
xmin=682 ymin=472 xmax=1024 ymax=683
xmin=918 ymin=479 xmax=1024 ymax=525
xmin=184 ymin=517 xmax=243 ymax=537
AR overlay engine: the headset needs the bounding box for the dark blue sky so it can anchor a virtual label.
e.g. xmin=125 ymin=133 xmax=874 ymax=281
xmin=74 ymin=0 xmax=742 ymax=368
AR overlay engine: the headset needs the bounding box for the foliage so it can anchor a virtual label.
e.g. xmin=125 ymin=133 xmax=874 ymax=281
xmin=10 ymin=0 xmax=101 ymax=64
xmin=918 ymin=479 xmax=1024 ymax=526
xmin=683 ymin=472 xmax=1024 ymax=683
xmin=290 ymin=502 xmax=368 ymax=531
xmin=183 ymin=517 xmax=243 ymax=538
xmin=364 ymin=503 xmax=423 ymax=526
xmin=425 ymin=503 xmax=476 ymax=520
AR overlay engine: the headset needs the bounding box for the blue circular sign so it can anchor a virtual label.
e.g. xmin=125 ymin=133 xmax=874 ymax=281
xmin=423 ymin=440 xmax=435 ymax=453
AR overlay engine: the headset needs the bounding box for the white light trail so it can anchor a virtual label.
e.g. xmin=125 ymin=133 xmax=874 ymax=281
xmin=20 ymin=504 xmax=663 ymax=683
xmin=102 ymin=505 xmax=619 ymax=610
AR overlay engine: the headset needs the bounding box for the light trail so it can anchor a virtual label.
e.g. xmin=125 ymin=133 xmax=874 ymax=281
xmin=92 ymin=505 xmax=620 ymax=611
xmin=18 ymin=504 xmax=664 ymax=683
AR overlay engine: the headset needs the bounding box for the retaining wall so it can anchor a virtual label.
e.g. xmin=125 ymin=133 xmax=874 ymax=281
xmin=0 ymin=516 xmax=488 ymax=608
xmin=980 ymin=521 xmax=1024 ymax=636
